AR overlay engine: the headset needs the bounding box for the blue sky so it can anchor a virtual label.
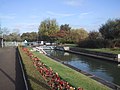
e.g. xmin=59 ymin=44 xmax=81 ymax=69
xmin=0 ymin=0 xmax=120 ymax=34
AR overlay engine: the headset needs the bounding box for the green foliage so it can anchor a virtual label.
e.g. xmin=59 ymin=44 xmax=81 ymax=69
xmin=38 ymin=18 xmax=59 ymax=41
xmin=38 ymin=18 xmax=89 ymax=44
xmin=98 ymin=18 xmax=120 ymax=48
xmin=88 ymin=31 xmax=102 ymax=40
xmin=99 ymin=19 xmax=120 ymax=40
xmin=56 ymin=30 xmax=72 ymax=44
xmin=4 ymin=32 xmax=21 ymax=41
xmin=78 ymin=18 xmax=120 ymax=48
xmin=71 ymin=28 xmax=88 ymax=43
xmin=60 ymin=24 xmax=71 ymax=31
xmin=88 ymin=48 xmax=120 ymax=54
xmin=78 ymin=39 xmax=110 ymax=48
xmin=55 ymin=24 xmax=72 ymax=43
xmin=21 ymin=32 xmax=38 ymax=42
xmin=53 ymin=28 xmax=88 ymax=44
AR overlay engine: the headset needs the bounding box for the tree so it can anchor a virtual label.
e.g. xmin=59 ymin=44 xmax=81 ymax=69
xmin=0 ymin=26 xmax=9 ymax=37
xmin=51 ymin=24 xmax=71 ymax=43
xmin=99 ymin=19 xmax=120 ymax=48
xmin=53 ymin=30 xmax=71 ymax=43
xmin=38 ymin=18 xmax=59 ymax=41
xmin=21 ymin=32 xmax=38 ymax=42
xmin=60 ymin=24 xmax=71 ymax=31
xmin=71 ymin=28 xmax=88 ymax=43
xmin=99 ymin=19 xmax=120 ymax=40
xmin=0 ymin=26 xmax=10 ymax=46
xmin=4 ymin=32 xmax=21 ymax=41
xmin=88 ymin=31 xmax=102 ymax=40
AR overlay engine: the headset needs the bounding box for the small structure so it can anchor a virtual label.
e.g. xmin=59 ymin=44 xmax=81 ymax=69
xmin=24 ymin=40 xmax=28 ymax=47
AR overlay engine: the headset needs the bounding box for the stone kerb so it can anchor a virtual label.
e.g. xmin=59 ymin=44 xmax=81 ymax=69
xmin=63 ymin=47 xmax=69 ymax=50
xmin=55 ymin=46 xmax=69 ymax=51
xmin=118 ymin=54 xmax=120 ymax=62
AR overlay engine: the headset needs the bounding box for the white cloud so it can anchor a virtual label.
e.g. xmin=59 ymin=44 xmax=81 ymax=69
xmin=78 ymin=12 xmax=92 ymax=18
xmin=46 ymin=11 xmax=75 ymax=17
xmin=64 ymin=0 xmax=83 ymax=6
xmin=14 ymin=23 xmax=39 ymax=33
xmin=81 ymin=12 xmax=89 ymax=15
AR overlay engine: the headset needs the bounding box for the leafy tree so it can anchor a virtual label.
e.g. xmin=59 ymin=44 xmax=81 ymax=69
xmin=4 ymin=32 xmax=21 ymax=41
xmin=88 ymin=31 xmax=102 ymax=40
xmin=53 ymin=30 xmax=71 ymax=43
xmin=38 ymin=18 xmax=59 ymax=41
xmin=60 ymin=24 xmax=71 ymax=31
xmin=99 ymin=19 xmax=120 ymax=40
xmin=71 ymin=28 xmax=88 ymax=43
xmin=21 ymin=32 xmax=38 ymax=42
xmin=99 ymin=19 xmax=120 ymax=48
xmin=53 ymin=28 xmax=88 ymax=44
xmin=51 ymin=24 xmax=71 ymax=43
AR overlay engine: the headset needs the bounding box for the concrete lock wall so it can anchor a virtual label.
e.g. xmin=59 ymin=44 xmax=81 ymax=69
xmin=70 ymin=47 xmax=120 ymax=63
xmin=56 ymin=46 xmax=120 ymax=63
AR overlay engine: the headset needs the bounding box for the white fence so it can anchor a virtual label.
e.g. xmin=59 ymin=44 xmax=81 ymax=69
xmin=4 ymin=42 xmax=24 ymax=47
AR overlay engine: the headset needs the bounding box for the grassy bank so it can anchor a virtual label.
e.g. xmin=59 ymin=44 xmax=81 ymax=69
xmin=64 ymin=44 xmax=78 ymax=47
xmin=87 ymin=48 xmax=120 ymax=54
xmin=33 ymin=51 xmax=111 ymax=90
xmin=18 ymin=47 xmax=50 ymax=90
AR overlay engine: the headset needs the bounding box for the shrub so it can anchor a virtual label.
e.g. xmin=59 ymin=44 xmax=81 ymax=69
xmin=78 ymin=39 xmax=110 ymax=48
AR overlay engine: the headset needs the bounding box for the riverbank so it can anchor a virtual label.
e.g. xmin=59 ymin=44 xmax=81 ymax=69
xmin=87 ymin=48 xmax=120 ymax=54
xmin=55 ymin=46 xmax=120 ymax=63
xmin=47 ymin=54 xmax=120 ymax=90
xmin=32 ymin=51 xmax=111 ymax=90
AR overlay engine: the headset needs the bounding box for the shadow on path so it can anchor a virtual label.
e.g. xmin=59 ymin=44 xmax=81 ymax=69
xmin=28 ymin=75 xmax=50 ymax=90
xmin=0 ymin=47 xmax=26 ymax=90
xmin=0 ymin=68 xmax=15 ymax=84
xmin=15 ymin=48 xmax=26 ymax=90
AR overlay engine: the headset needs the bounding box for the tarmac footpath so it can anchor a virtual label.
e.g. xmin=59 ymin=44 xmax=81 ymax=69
xmin=0 ymin=47 xmax=26 ymax=90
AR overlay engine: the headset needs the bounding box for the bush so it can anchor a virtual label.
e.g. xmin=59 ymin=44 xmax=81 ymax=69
xmin=78 ymin=39 xmax=111 ymax=48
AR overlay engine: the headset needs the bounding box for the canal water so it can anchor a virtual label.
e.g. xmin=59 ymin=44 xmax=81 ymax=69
xmin=45 ymin=50 xmax=120 ymax=86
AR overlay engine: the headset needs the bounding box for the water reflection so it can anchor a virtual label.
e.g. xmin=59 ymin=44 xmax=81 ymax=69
xmin=45 ymin=50 xmax=120 ymax=86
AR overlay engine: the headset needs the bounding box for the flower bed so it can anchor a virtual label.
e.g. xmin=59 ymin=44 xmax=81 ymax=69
xmin=22 ymin=47 xmax=83 ymax=90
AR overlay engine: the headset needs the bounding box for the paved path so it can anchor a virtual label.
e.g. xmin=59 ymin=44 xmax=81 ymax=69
xmin=0 ymin=47 xmax=26 ymax=90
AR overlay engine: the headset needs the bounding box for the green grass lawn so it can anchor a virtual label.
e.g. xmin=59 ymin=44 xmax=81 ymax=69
xmin=18 ymin=47 xmax=51 ymax=90
xmin=64 ymin=44 xmax=78 ymax=47
xmin=32 ymin=51 xmax=111 ymax=90
xmin=87 ymin=48 xmax=120 ymax=54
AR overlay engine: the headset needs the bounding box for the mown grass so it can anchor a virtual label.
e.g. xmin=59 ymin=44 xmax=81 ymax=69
xmin=87 ymin=48 xmax=120 ymax=54
xmin=18 ymin=46 xmax=51 ymax=90
xmin=64 ymin=44 xmax=78 ymax=47
xmin=33 ymin=51 xmax=111 ymax=90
